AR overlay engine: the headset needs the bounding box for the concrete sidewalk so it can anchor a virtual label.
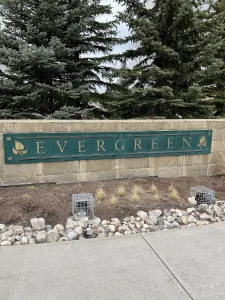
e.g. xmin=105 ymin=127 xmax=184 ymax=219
xmin=1 ymin=223 xmax=225 ymax=300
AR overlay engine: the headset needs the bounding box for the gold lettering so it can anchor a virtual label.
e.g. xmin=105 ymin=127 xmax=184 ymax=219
xmin=36 ymin=142 xmax=46 ymax=154
xmin=151 ymin=138 xmax=158 ymax=150
xmin=97 ymin=140 xmax=106 ymax=152
xmin=78 ymin=140 xmax=86 ymax=152
xmin=182 ymin=137 xmax=192 ymax=148
xmin=115 ymin=139 xmax=125 ymax=151
xmin=167 ymin=138 xmax=174 ymax=149
xmin=134 ymin=139 xmax=142 ymax=150
xmin=56 ymin=141 xmax=68 ymax=153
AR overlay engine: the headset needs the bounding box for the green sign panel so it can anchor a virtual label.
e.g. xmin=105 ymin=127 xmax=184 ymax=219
xmin=3 ymin=130 xmax=212 ymax=164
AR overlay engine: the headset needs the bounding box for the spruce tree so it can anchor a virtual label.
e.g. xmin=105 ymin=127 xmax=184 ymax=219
xmin=109 ymin=0 xmax=224 ymax=119
xmin=0 ymin=0 xmax=118 ymax=118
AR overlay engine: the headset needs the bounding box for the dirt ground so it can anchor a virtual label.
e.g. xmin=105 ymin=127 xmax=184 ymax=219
xmin=0 ymin=176 xmax=225 ymax=227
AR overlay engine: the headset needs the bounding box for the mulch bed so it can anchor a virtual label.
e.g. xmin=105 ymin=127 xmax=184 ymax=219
xmin=0 ymin=176 xmax=225 ymax=227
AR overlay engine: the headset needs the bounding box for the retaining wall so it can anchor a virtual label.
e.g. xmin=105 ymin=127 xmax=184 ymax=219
xmin=0 ymin=120 xmax=224 ymax=186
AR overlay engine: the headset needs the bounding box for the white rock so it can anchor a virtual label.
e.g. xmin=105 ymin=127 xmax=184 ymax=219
xmin=167 ymin=216 xmax=174 ymax=223
xmin=13 ymin=241 xmax=21 ymax=245
xmin=149 ymin=216 xmax=158 ymax=225
xmin=118 ymin=226 xmax=128 ymax=234
xmin=124 ymin=230 xmax=132 ymax=235
xmin=97 ymin=233 xmax=106 ymax=238
xmin=123 ymin=217 xmax=130 ymax=222
xmin=47 ymin=229 xmax=59 ymax=243
xmin=86 ymin=228 xmax=93 ymax=236
xmin=196 ymin=220 xmax=205 ymax=226
xmin=0 ymin=224 xmax=5 ymax=231
xmin=164 ymin=220 xmax=173 ymax=229
xmin=108 ymin=225 xmax=116 ymax=233
xmin=30 ymin=218 xmax=45 ymax=231
xmin=67 ymin=231 xmax=78 ymax=241
xmin=20 ymin=237 xmax=29 ymax=245
xmin=187 ymin=207 xmax=196 ymax=214
xmin=24 ymin=227 xmax=32 ymax=232
xmin=188 ymin=215 xmax=195 ymax=223
xmin=175 ymin=209 xmax=183 ymax=217
xmin=172 ymin=221 xmax=180 ymax=227
xmin=75 ymin=226 xmax=83 ymax=236
xmin=136 ymin=217 xmax=141 ymax=222
xmin=129 ymin=216 xmax=135 ymax=224
xmin=1 ymin=241 xmax=11 ymax=246
xmin=54 ymin=224 xmax=64 ymax=232
xmin=214 ymin=205 xmax=222 ymax=217
xmin=188 ymin=196 xmax=197 ymax=206
xmin=92 ymin=217 xmax=101 ymax=226
xmin=101 ymin=220 xmax=108 ymax=229
xmin=200 ymin=213 xmax=211 ymax=221
xmin=137 ymin=211 xmax=148 ymax=221
xmin=114 ymin=232 xmax=121 ymax=237
xmin=14 ymin=226 xmax=24 ymax=235
xmin=29 ymin=238 xmax=36 ymax=244
xmin=143 ymin=224 xmax=149 ymax=229
xmin=149 ymin=210 xmax=162 ymax=218
xmin=58 ymin=237 xmax=68 ymax=242
xmin=135 ymin=222 xmax=141 ymax=230
xmin=36 ymin=231 xmax=48 ymax=243
xmin=111 ymin=218 xmax=121 ymax=227
xmin=181 ymin=216 xmax=188 ymax=225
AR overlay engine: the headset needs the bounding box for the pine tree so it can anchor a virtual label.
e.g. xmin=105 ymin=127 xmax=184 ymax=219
xmin=109 ymin=0 xmax=224 ymax=119
xmin=0 ymin=0 xmax=118 ymax=118
xmin=203 ymin=0 xmax=225 ymax=117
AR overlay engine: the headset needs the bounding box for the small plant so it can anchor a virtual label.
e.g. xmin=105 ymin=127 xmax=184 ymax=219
xmin=111 ymin=195 xmax=118 ymax=206
xmin=117 ymin=186 xmax=125 ymax=197
xmin=168 ymin=184 xmax=174 ymax=192
xmin=95 ymin=188 xmax=106 ymax=201
xmin=150 ymin=183 xmax=158 ymax=194
xmin=170 ymin=187 xmax=179 ymax=201
xmin=131 ymin=192 xmax=141 ymax=202
xmin=132 ymin=185 xmax=142 ymax=195
xmin=153 ymin=193 xmax=159 ymax=201
xmin=27 ymin=186 xmax=36 ymax=190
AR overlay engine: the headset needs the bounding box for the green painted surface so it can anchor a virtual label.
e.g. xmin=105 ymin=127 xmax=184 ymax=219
xmin=3 ymin=130 xmax=212 ymax=164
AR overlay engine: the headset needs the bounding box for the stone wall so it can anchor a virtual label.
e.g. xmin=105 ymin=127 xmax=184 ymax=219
xmin=0 ymin=120 xmax=224 ymax=186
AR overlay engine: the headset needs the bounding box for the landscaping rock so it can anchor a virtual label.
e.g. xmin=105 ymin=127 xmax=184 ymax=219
xmin=58 ymin=237 xmax=68 ymax=242
xmin=181 ymin=216 xmax=188 ymax=225
xmin=75 ymin=226 xmax=83 ymax=236
xmin=1 ymin=241 xmax=11 ymax=246
xmin=167 ymin=216 xmax=174 ymax=223
xmin=21 ymin=237 xmax=29 ymax=245
xmin=149 ymin=209 xmax=162 ymax=218
xmin=86 ymin=228 xmax=93 ymax=236
xmin=14 ymin=226 xmax=24 ymax=235
xmin=111 ymin=218 xmax=121 ymax=228
xmin=200 ymin=213 xmax=211 ymax=221
xmin=137 ymin=211 xmax=148 ymax=221
xmin=30 ymin=218 xmax=45 ymax=231
xmin=54 ymin=224 xmax=64 ymax=232
xmin=214 ymin=205 xmax=222 ymax=217
xmin=36 ymin=231 xmax=48 ymax=243
xmin=188 ymin=215 xmax=195 ymax=223
xmin=129 ymin=216 xmax=135 ymax=224
xmin=47 ymin=229 xmax=59 ymax=243
xmin=67 ymin=231 xmax=77 ymax=241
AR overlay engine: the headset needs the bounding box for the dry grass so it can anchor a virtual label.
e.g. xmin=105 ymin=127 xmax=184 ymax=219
xmin=168 ymin=184 xmax=174 ymax=192
xmin=153 ymin=193 xmax=160 ymax=201
xmin=132 ymin=185 xmax=143 ymax=195
xmin=170 ymin=186 xmax=180 ymax=201
xmin=117 ymin=186 xmax=125 ymax=197
xmin=27 ymin=186 xmax=36 ymax=190
xmin=130 ymin=192 xmax=141 ymax=202
xmin=111 ymin=196 xmax=118 ymax=206
xmin=150 ymin=183 xmax=158 ymax=194
xmin=95 ymin=188 xmax=106 ymax=201
xmin=22 ymin=194 xmax=32 ymax=199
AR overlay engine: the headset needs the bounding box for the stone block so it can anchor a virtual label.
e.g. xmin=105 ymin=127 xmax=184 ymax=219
xmin=155 ymin=156 xmax=179 ymax=168
xmin=157 ymin=166 xmax=185 ymax=178
xmin=212 ymin=129 xmax=225 ymax=141
xmin=121 ymin=121 xmax=142 ymax=132
xmin=184 ymin=165 xmax=208 ymax=177
xmin=153 ymin=121 xmax=172 ymax=130
xmin=55 ymin=173 xmax=78 ymax=184
xmin=183 ymin=120 xmax=208 ymax=130
xmin=213 ymin=120 xmax=225 ymax=129
xmin=80 ymin=159 xmax=116 ymax=172
xmin=117 ymin=168 xmax=154 ymax=179
xmin=140 ymin=121 xmax=153 ymax=131
xmin=124 ymin=158 xmax=143 ymax=170
xmin=85 ymin=170 xmax=117 ymax=181
xmin=42 ymin=161 xmax=73 ymax=175
xmin=208 ymin=164 xmax=221 ymax=176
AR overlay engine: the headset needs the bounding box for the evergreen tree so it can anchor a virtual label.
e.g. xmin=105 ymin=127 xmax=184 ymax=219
xmin=0 ymin=0 xmax=118 ymax=118
xmin=108 ymin=0 xmax=224 ymax=118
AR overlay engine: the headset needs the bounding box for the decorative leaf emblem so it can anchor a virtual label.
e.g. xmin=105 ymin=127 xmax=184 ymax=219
xmin=12 ymin=141 xmax=28 ymax=156
xmin=197 ymin=136 xmax=207 ymax=148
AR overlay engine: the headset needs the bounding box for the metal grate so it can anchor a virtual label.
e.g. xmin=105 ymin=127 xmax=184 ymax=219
xmin=72 ymin=193 xmax=95 ymax=220
xmin=190 ymin=186 xmax=214 ymax=205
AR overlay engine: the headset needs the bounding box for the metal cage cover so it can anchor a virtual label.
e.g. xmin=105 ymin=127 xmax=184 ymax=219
xmin=190 ymin=186 xmax=214 ymax=205
xmin=72 ymin=193 xmax=95 ymax=220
